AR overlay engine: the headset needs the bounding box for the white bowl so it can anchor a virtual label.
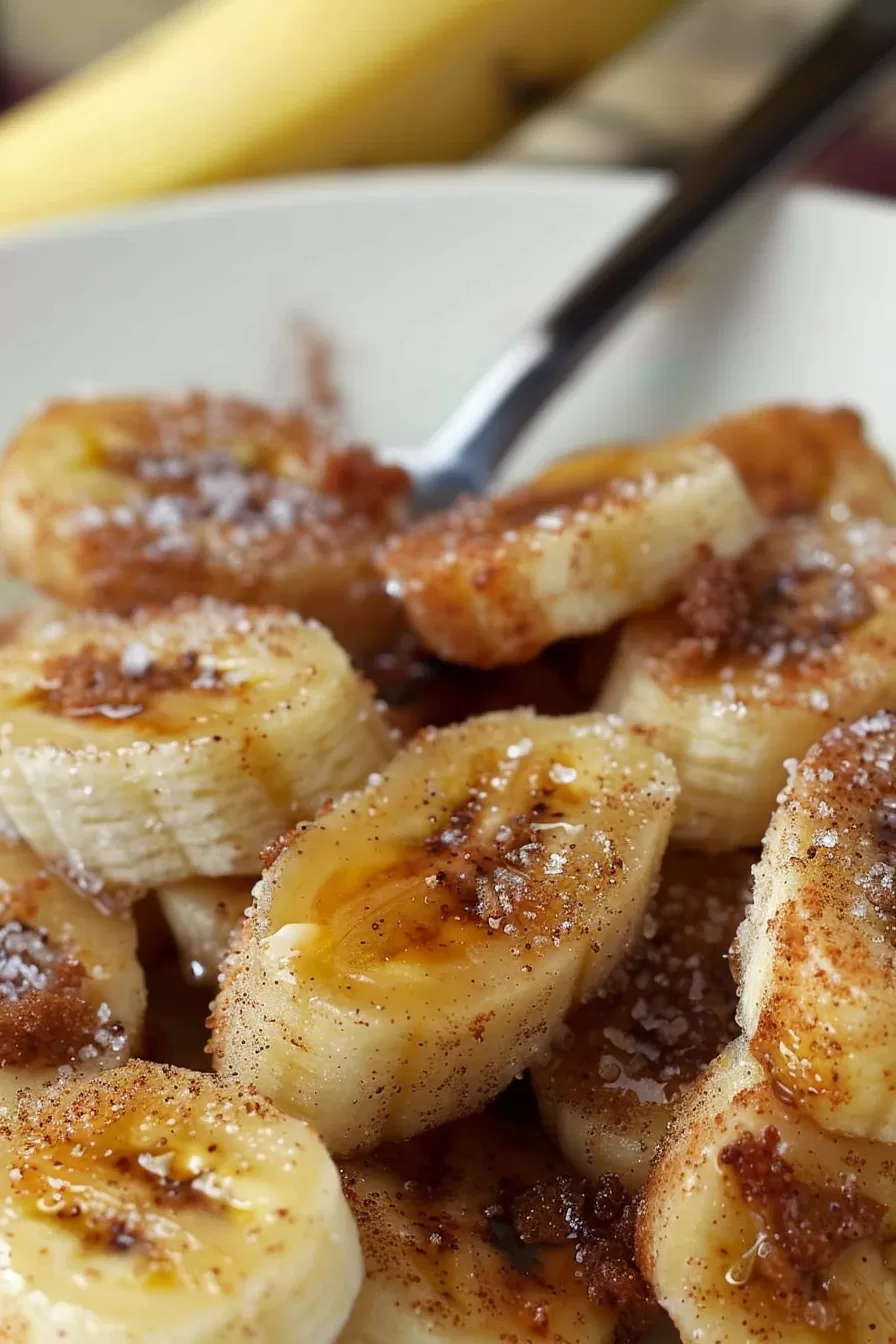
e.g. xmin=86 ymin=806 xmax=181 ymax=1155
xmin=1 ymin=168 xmax=893 ymax=1343
xmin=2 ymin=166 xmax=895 ymax=484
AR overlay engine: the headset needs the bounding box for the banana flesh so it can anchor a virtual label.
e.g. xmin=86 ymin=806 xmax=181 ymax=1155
xmin=158 ymin=876 xmax=252 ymax=986
xmin=0 ymin=1060 xmax=363 ymax=1342
xmin=665 ymin=403 xmax=896 ymax=523
xmin=0 ymin=833 xmax=145 ymax=1104
xmin=212 ymin=709 xmax=678 ymax=1155
xmin=379 ymin=442 xmax=763 ymax=668
xmin=532 ymin=848 xmax=754 ymax=1192
xmin=0 ymin=597 xmax=394 ymax=888
xmin=738 ymin=711 xmax=896 ymax=1142
xmin=600 ymin=516 xmax=896 ymax=850
xmin=0 ymin=395 xmax=409 ymax=656
xmin=341 ymin=1109 xmax=655 ymax=1343
xmin=639 ymin=1038 xmax=896 ymax=1344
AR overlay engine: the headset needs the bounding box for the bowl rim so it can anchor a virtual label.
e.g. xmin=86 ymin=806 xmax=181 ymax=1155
xmin=0 ymin=163 xmax=891 ymax=254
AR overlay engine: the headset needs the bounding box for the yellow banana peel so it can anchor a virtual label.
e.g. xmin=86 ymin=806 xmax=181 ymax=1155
xmin=0 ymin=0 xmax=671 ymax=228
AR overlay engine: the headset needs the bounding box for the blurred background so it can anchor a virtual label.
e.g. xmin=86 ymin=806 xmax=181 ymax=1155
xmin=0 ymin=0 xmax=893 ymax=229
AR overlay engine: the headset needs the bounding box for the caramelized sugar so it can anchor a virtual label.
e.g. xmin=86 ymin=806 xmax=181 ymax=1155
xmin=720 ymin=1126 xmax=885 ymax=1330
xmin=0 ymin=865 xmax=126 ymax=1069
xmin=34 ymin=645 xmax=226 ymax=720
xmin=11 ymin=1066 xmax=255 ymax=1264
xmin=89 ymin=392 xmax=408 ymax=527
xmin=343 ymin=1111 xmax=655 ymax=1341
xmin=314 ymin=765 xmax=582 ymax=974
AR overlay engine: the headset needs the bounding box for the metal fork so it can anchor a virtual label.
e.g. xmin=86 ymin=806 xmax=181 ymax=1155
xmin=388 ymin=0 xmax=896 ymax=516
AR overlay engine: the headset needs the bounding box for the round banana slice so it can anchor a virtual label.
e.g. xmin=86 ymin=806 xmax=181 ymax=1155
xmin=600 ymin=516 xmax=896 ymax=850
xmin=0 ymin=394 xmax=410 ymax=655
xmin=532 ymin=848 xmax=753 ymax=1192
xmin=379 ymin=442 xmax=763 ymax=668
xmin=158 ymin=876 xmax=252 ymax=987
xmin=0 ymin=1060 xmax=363 ymax=1343
xmin=0 ymin=598 xmax=394 ymax=888
xmin=667 ymin=402 xmax=896 ymax=522
xmin=340 ymin=1110 xmax=657 ymax=1344
xmin=212 ymin=709 xmax=678 ymax=1155
xmin=738 ymin=711 xmax=896 ymax=1142
xmin=639 ymin=1037 xmax=896 ymax=1343
xmin=0 ymin=834 xmax=144 ymax=1102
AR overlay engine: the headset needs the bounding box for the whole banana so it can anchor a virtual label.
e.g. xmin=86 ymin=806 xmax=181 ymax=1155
xmin=0 ymin=0 xmax=671 ymax=228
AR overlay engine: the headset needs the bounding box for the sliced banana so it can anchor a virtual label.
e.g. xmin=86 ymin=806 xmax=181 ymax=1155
xmin=666 ymin=402 xmax=896 ymax=522
xmin=600 ymin=516 xmax=896 ymax=850
xmin=738 ymin=710 xmax=896 ymax=1142
xmin=212 ymin=710 xmax=678 ymax=1155
xmin=0 ymin=597 xmax=394 ymax=888
xmin=0 ymin=1059 xmax=362 ymax=1343
xmin=0 ymin=394 xmax=410 ymax=655
xmin=379 ymin=442 xmax=763 ymax=668
xmin=639 ymin=1037 xmax=896 ymax=1343
xmin=0 ymin=834 xmax=144 ymax=1102
xmin=158 ymin=877 xmax=252 ymax=987
xmin=532 ymin=848 xmax=753 ymax=1192
xmin=340 ymin=1110 xmax=656 ymax=1344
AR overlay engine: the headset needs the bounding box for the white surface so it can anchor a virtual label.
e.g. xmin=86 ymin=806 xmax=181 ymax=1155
xmin=0 ymin=168 xmax=894 ymax=1343
xmin=2 ymin=166 xmax=896 ymax=490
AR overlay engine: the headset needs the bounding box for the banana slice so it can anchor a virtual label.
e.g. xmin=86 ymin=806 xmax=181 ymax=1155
xmin=669 ymin=403 xmax=896 ymax=522
xmin=0 ymin=394 xmax=410 ymax=655
xmin=0 ymin=1059 xmax=362 ymax=1343
xmin=379 ymin=442 xmax=763 ymax=668
xmin=600 ymin=516 xmax=896 ymax=850
xmin=737 ymin=711 xmax=896 ymax=1142
xmin=639 ymin=1037 xmax=896 ymax=1343
xmin=532 ymin=848 xmax=753 ymax=1192
xmin=158 ymin=877 xmax=252 ymax=987
xmin=212 ymin=709 xmax=678 ymax=1155
xmin=0 ymin=834 xmax=144 ymax=1102
xmin=340 ymin=1109 xmax=657 ymax=1343
xmin=0 ymin=597 xmax=394 ymax=888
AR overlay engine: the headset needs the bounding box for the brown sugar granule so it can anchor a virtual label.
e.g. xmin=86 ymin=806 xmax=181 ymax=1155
xmin=259 ymin=825 xmax=301 ymax=871
xmin=317 ymin=443 xmax=410 ymax=512
xmin=509 ymin=1173 xmax=656 ymax=1336
xmin=746 ymin=565 xmax=874 ymax=654
xmin=678 ymin=545 xmax=751 ymax=643
xmin=37 ymin=644 xmax=222 ymax=719
xmin=720 ymin=1126 xmax=885 ymax=1329
xmin=0 ymin=950 xmax=104 ymax=1067
xmin=669 ymin=533 xmax=876 ymax=678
